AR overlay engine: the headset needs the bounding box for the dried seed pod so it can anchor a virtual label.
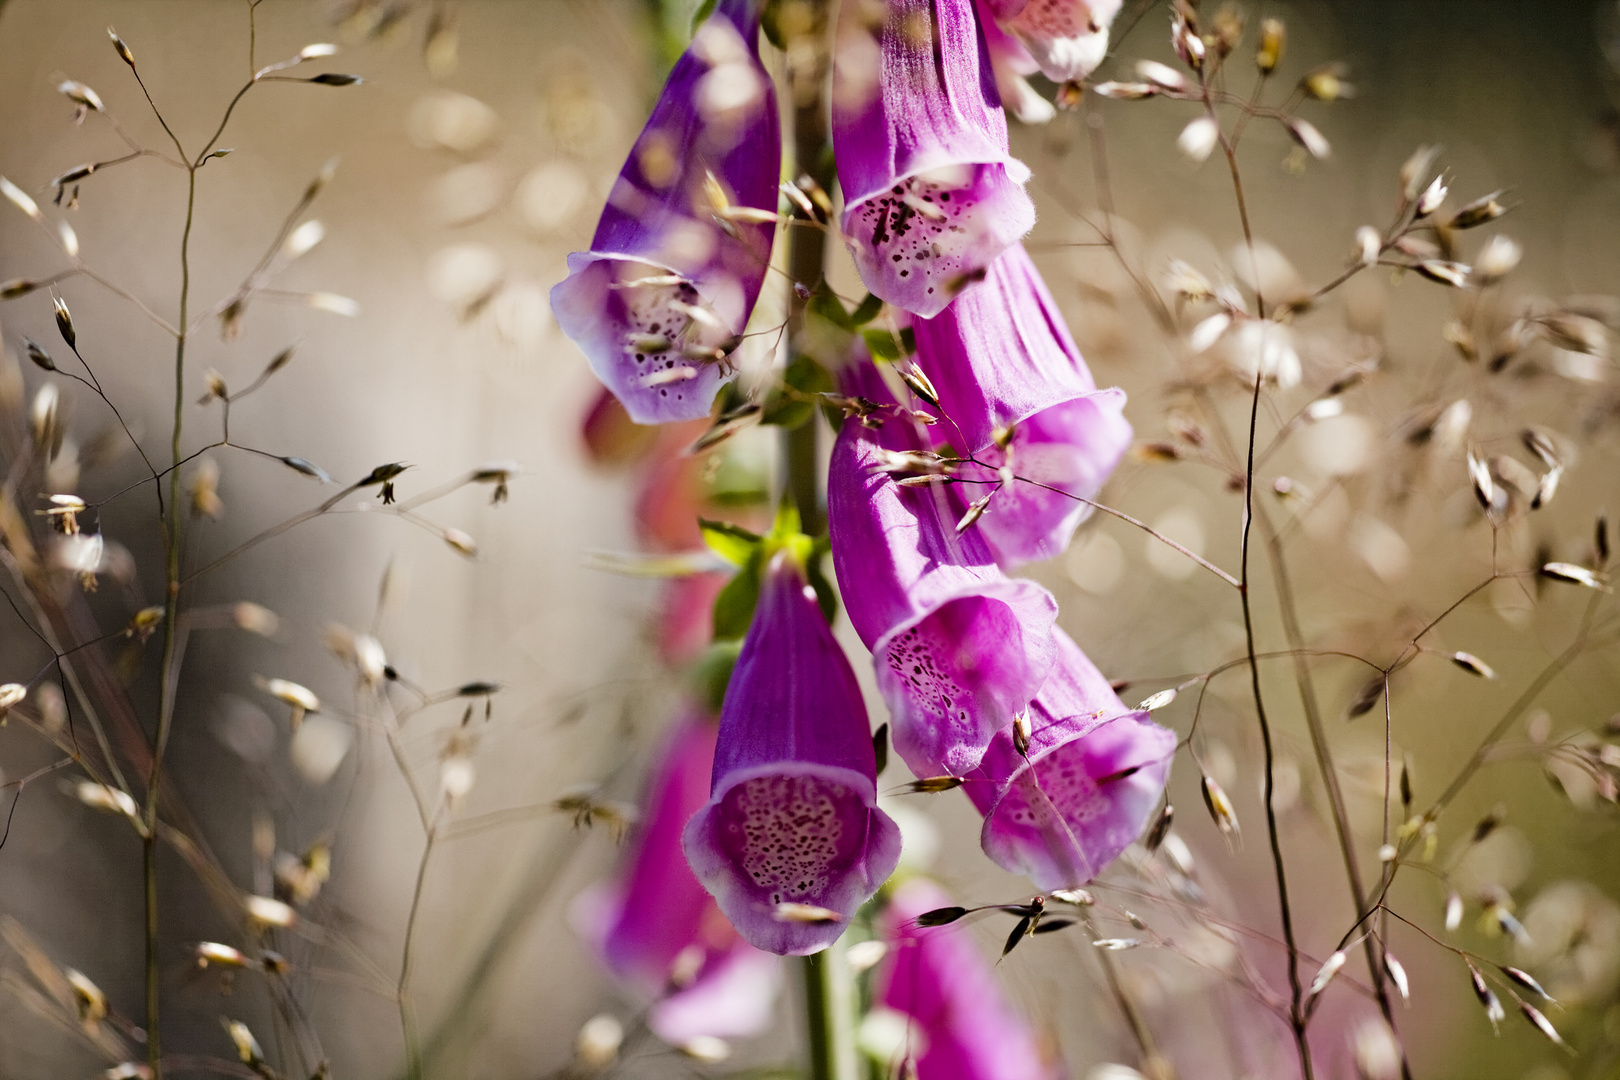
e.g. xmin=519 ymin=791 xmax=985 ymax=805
xmin=1144 ymin=804 xmax=1174 ymax=852
xmin=1468 ymin=965 xmax=1504 ymax=1031
xmin=1446 ymin=892 xmax=1464 ymax=931
xmin=1467 ymin=452 xmax=1496 ymax=513
xmin=0 ymin=176 xmax=42 ymax=220
xmin=1092 ymin=81 xmax=1159 ymax=99
xmin=1450 ymin=651 xmax=1496 ymax=679
xmin=1417 ymin=175 xmax=1449 ymax=217
xmin=1517 ymin=1000 xmax=1567 ymax=1048
xmin=1532 ymin=467 xmax=1562 ymax=510
xmin=1256 ymin=18 xmax=1285 ymax=72
xmin=244 ymin=894 xmax=298 ymax=929
xmin=196 ymin=942 xmax=250 ymax=969
xmin=1308 ymin=950 xmax=1348 ymax=999
xmin=914 ymin=905 xmax=969 ymax=927
xmin=1384 ymin=952 xmax=1410 ymax=1002
xmin=1284 ymin=116 xmax=1331 ymax=159
xmin=107 ymin=28 xmax=136 ymax=67
xmin=1093 ymin=937 xmax=1143 ymax=951
xmin=1302 ymin=63 xmax=1353 ymax=101
xmin=955 ymin=493 xmax=991 ymax=534
xmin=773 ymin=902 xmax=841 ymax=924
xmin=224 ymin=1019 xmax=264 ymax=1066
xmin=1415 ymin=260 xmax=1470 ymax=287
xmin=52 ymin=296 xmax=76 ymax=350
xmin=906 ymin=775 xmax=965 ymax=794
xmin=1451 ymin=190 xmax=1510 ymax=228
xmin=1201 ymin=774 xmax=1241 ymax=842
xmin=1541 ymin=562 xmax=1606 ymax=589
xmin=1137 ymin=60 xmax=1188 ymax=92
xmin=1137 ymin=689 xmax=1177 ymax=711
xmin=1500 ymin=965 xmax=1554 ymax=1002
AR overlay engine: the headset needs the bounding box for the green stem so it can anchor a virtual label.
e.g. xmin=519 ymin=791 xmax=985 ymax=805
xmin=800 ymin=943 xmax=859 ymax=1080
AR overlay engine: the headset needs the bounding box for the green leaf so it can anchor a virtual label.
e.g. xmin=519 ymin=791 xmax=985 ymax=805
xmin=762 ymin=354 xmax=832 ymax=429
xmin=687 ymin=639 xmax=743 ymax=712
xmin=849 ymin=292 xmax=884 ymax=326
xmin=872 ymin=722 xmax=889 ymax=778
xmin=698 ymin=518 xmax=762 ymax=567
xmin=711 ymin=549 xmax=762 ymax=640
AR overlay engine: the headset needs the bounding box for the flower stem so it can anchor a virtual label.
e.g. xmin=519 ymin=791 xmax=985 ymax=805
xmin=800 ymin=943 xmax=859 ymax=1080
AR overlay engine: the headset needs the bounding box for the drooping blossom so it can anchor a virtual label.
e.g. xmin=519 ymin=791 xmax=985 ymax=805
xmin=683 ymin=549 xmax=902 ymax=955
xmin=551 ymin=0 xmax=779 ymax=423
xmin=828 ymin=361 xmax=1058 ymax=778
xmin=975 ymin=0 xmax=1055 ymax=125
xmin=576 ymin=708 xmax=779 ymax=1044
xmin=873 ymin=877 xmax=1058 ymax=1080
xmin=831 ymin=0 xmax=1036 ymax=317
xmin=911 ymin=243 xmax=1132 ymax=568
xmin=964 ymin=629 xmax=1175 ymax=890
xmin=981 ymin=0 xmax=1123 ymax=83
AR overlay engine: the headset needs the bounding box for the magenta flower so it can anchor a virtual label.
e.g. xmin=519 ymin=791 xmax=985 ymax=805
xmin=683 ymin=550 xmax=902 ymax=955
xmin=911 ymin=243 xmax=1101 ymax=451
xmin=827 ymin=362 xmax=1058 ymax=778
xmin=964 ymin=629 xmax=1175 ymax=890
xmin=981 ymin=0 xmax=1122 ymax=83
xmin=955 ymin=391 xmax=1132 ymax=569
xmin=551 ymin=0 xmax=779 ymax=423
xmin=909 ymin=243 xmax=1131 ymax=568
xmin=576 ymin=708 xmax=779 ymax=1044
xmin=874 ymin=878 xmax=1058 ymax=1080
xmin=831 ymin=0 xmax=1035 ymax=317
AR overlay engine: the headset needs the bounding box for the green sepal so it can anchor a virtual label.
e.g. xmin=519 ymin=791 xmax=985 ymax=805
xmin=698 ymin=518 xmax=762 ymax=567
xmin=710 ymin=547 xmax=763 ymax=640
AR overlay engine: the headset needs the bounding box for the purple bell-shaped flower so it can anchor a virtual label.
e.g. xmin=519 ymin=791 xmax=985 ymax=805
xmin=828 ymin=362 xmax=1059 ymax=779
xmin=551 ymin=0 xmax=780 ymax=423
xmin=874 ymin=877 xmax=1059 ymax=1080
xmin=912 ymin=243 xmax=1132 ymax=569
xmin=965 ymin=629 xmax=1175 ymax=890
xmin=683 ymin=549 xmax=902 ymax=955
xmin=831 ymin=0 xmax=1036 ymax=316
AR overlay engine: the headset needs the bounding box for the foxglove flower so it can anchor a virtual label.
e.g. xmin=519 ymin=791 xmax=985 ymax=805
xmin=911 ymin=244 xmax=1132 ymax=568
xmin=981 ymin=0 xmax=1122 ymax=83
xmin=965 ymin=629 xmax=1175 ymax=890
xmin=874 ymin=878 xmax=1058 ymax=1080
xmin=828 ymin=363 xmax=1058 ymax=778
xmin=577 ymin=709 xmax=779 ymax=1043
xmin=976 ymin=0 xmax=1056 ymax=125
xmin=953 ymin=392 xmax=1131 ymax=569
xmin=832 ymin=0 xmax=1036 ymax=317
xmin=551 ymin=0 xmax=779 ymax=423
xmin=683 ymin=550 xmax=902 ymax=955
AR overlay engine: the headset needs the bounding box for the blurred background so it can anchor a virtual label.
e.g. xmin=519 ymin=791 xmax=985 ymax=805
xmin=0 ymin=1 xmax=1617 ymax=1078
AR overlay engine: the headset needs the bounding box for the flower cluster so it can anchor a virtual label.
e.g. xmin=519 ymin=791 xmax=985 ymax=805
xmin=556 ymin=0 xmax=1169 ymax=969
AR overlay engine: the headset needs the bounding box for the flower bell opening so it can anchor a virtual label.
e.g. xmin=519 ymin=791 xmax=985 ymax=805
xmin=552 ymin=1 xmax=779 ymax=423
xmin=683 ymin=550 xmax=902 ymax=955
xmin=833 ymin=0 xmax=1036 ymax=316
